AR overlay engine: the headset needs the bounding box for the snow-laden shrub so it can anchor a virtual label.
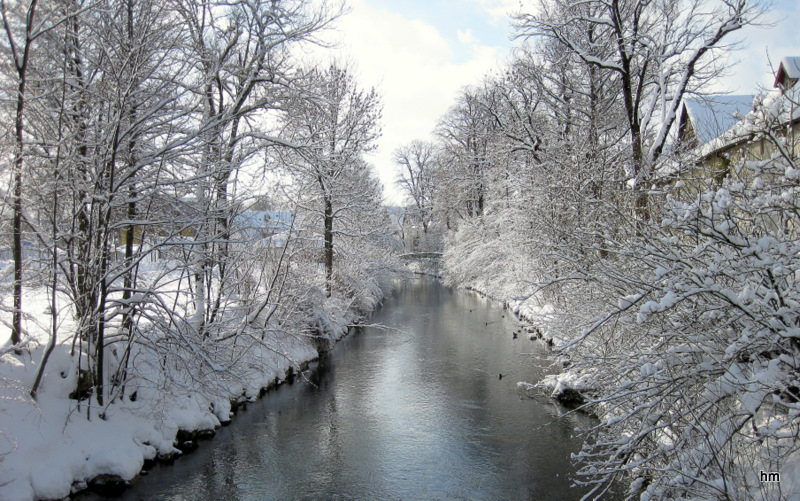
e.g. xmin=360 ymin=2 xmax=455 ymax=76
xmin=562 ymin=161 xmax=800 ymax=500
xmin=442 ymin=213 xmax=541 ymax=302
xmin=332 ymin=240 xmax=400 ymax=317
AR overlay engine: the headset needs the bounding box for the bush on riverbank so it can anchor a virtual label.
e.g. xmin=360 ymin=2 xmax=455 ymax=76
xmin=441 ymin=162 xmax=800 ymax=499
xmin=0 ymin=256 xmax=397 ymax=500
xmin=434 ymin=71 xmax=800 ymax=495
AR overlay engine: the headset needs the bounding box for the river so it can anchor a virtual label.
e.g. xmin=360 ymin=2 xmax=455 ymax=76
xmin=90 ymin=278 xmax=606 ymax=500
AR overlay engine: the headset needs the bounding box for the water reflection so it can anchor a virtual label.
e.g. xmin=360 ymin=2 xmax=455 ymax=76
xmin=89 ymin=278 xmax=610 ymax=500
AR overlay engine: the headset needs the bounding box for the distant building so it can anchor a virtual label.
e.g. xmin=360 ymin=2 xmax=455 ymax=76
xmin=119 ymin=206 xmax=296 ymax=262
xmin=774 ymin=56 xmax=800 ymax=93
xmin=118 ymin=194 xmax=197 ymax=247
xmin=233 ymin=211 xmax=294 ymax=243
xmin=665 ymin=57 xmax=800 ymax=191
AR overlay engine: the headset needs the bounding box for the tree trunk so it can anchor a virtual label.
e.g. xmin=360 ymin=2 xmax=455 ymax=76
xmin=6 ymin=0 xmax=40 ymax=351
xmin=120 ymin=0 xmax=137 ymax=355
xmin=324 ymin=194 xmax=333 ymax=298
xmin=11 ymin=76 xmax=24 ymax=350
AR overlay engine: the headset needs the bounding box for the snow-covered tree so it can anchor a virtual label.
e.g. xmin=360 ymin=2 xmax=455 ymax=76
xmin=557 ymin=122 xmax=800 ymax=498
xmin=175 ymin=0 xmax=341 ymax=334
xmin=436 ymin=86 xmax=498 ymax=221
xmin=0 ymin=0 xmax=58 ymax=352
xmin=514 ymin=0 xmax=765 ymax=219
xmin=0 ymin=0 xmax=358 ymax=407
xmin=278 ymin=62 xmax=383 ymax=296
xmin=394 ymin=140 xmax=437 ymax=235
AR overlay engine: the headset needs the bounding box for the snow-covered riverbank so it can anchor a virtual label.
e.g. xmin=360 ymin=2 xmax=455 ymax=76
xmin=0 ymin=278 xmax=391 ymax=501
xmin=440 ymin=235 xmax=800 ymax=500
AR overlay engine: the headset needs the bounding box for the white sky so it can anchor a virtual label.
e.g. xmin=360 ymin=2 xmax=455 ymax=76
xmin=304 ymin=0 xmax=799 ymax=206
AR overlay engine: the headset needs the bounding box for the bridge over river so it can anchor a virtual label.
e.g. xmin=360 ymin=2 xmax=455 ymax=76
xmin=398 ymin=252 xmax=442 ymax=276
xmin=398 ymin=251 xmax=443 ymax=261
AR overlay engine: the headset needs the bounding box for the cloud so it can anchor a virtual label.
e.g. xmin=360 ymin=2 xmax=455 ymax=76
xmin=702 ymin=0 xmax=800 ymax=95
xmin=306 ymin=0 xmax=505 ymax=204
xmin=473 ymin=0 xmax=523 ymax=20
xmin=458 ymin=28 xmax=476 ymax=45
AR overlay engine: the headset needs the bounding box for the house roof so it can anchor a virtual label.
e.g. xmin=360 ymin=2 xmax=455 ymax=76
xmin=697 ymin=84 xmax=800 ymax=160
xmin=683 ymin=95 xmax=755 ymax=144
xmin=774 ymin=57 xmax=800 ymax=88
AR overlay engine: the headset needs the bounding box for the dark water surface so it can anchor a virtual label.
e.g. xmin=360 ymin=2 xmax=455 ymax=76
xmin=102 ymin=278 xmax=603 ymax=500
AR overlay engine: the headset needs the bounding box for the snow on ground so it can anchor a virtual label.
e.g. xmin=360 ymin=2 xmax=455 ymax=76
xmin=536 ymin=371 xmax=594 ymax=397
xmin=0 ymin=332 xmax=313 ymax=500
xmin=0 ymin=275 xmax=386 ymax=500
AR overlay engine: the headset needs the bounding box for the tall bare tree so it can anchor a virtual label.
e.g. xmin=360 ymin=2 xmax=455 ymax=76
xmin=175 ymin=0 xmax=342 ymax=333
xmin=514 ymin=0 xmax=765 ymax=219
xmin=279 ymin=63 xmax=382 ymax=296
xmin=1 ymin=0 xmax=40 ymax=351
xmin=394 ymin=140 xmax=437 ymax=234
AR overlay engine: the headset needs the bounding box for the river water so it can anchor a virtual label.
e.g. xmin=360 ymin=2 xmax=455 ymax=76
xmin=100 ymin=278 xmax=604 ymax=500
